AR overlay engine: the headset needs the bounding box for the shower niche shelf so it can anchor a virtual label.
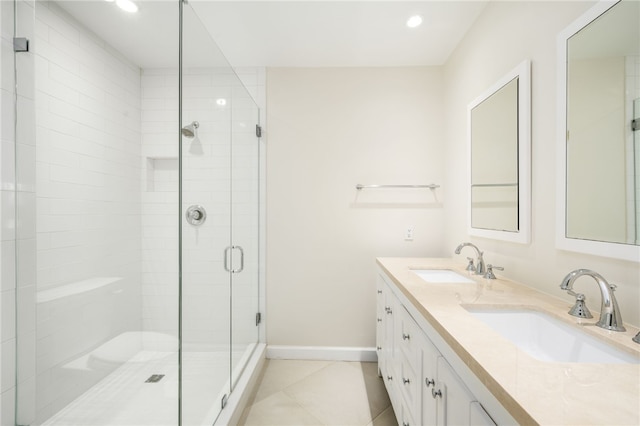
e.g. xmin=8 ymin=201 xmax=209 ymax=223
xmin=146 ymin=156 xmax=178 ymax=192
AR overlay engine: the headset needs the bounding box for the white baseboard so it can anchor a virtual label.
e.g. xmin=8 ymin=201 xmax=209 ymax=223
xmin=266 ymin=345 xmax=378 ymax=362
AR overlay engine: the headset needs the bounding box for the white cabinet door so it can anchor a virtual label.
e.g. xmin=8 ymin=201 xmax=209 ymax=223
xmin=435 ymin=357 xmax=475 ymax=426
xmin=376 ymin=268 xmax=512 ymax=426
xmin=470 ymin=401 xmax=497 ymax=426
xmin=376 ymin=276 xmax=386 ymax=375
xmin=421 ymin=338 xmax=440 ymax=426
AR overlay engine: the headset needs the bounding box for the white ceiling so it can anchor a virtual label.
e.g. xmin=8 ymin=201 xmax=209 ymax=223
xmin=57 ymin=1 xmax=488 ymax=69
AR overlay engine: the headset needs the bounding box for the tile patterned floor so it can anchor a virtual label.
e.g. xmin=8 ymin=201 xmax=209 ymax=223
xmin=238 ymin=360 xmax=397 ymax=426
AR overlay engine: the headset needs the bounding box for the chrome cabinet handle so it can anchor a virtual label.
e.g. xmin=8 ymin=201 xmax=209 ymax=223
xmin=425 ymin=377 xmax=435 ymax=387
xmin=402 ymin=333 xmax=410 ymax=340
xmin=386 ymin=375 xmax=393 ymax=381
xmin=377 ymin=318 xmax=382 ymax=322
xmin=403 ymin=378 xmax=410 ymax=384
xmin=377 ymin=290 xmax=382 ymax=294
xmin=432 ymin=388 xmax=442 ymax=399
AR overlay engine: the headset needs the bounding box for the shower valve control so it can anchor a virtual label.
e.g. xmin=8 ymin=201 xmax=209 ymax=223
xmin=186 ymin=205 xmax=207 ymax=226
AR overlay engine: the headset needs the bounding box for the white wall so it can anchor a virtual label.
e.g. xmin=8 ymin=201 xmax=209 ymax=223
xmin=266 ymin=67 xmax=447 ymax=348
xmin=443 ymin=1 xmax=640 ymax=328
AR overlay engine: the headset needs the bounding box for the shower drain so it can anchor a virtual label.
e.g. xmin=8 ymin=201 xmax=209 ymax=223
xmin=145 ymin=374 xmax=165 ymax=383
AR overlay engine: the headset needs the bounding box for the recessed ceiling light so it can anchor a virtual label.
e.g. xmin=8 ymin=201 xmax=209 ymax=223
xmin=116 ymin=0 xmax=138 ymax=13
xmin=216 ymin=98 xmax=227 ymax=106
xmin=406 ymin=15 xmax=423 ymax=28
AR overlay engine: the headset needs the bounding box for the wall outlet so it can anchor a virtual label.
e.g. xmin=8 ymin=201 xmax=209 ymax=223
xmin=405 ymin=226 xmax=414 ymax=241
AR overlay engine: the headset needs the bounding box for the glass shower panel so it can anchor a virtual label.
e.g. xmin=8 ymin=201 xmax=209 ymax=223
xmin=634 ymin=98 xmax=639 ymax=245
xmin=180 ymin=4 xmax=232 ymax=425
xmin=16 ymin=1 xmax=180 ymax=425
xmin=230 ymin=82 xmax=260 ymax=389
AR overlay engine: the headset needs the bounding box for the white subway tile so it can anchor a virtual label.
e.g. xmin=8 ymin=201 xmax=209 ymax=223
xmin=1 ymin=140 xmax=16 ymax=191
xmin=42 ymin=3 xmax=79 ymax=45
xmin=16 ymin=52 xmax=35 ymax=100
xmin=16 ymin=192 xmax=36 ymax=240
xmin=1 ymin=289 xmax=16 ymax=342
xmin=16 ymin=373 xmax=35 ymax=425
xmin=16 ymin=0 xmax=35 ymax=40
xmin=1 ymin=388 xmax=16 ymax=426
xmin=1 ymin=339 xmax=16 ymax=393
xmin=1 ymin=90 xmax=15 ymax=142
xmin=1 ymin=240 xmax=15 ymax=292
xmin=16 ymin=143 xmax=36 ymax=191
xmin=17 ymin=286 xmax=36 ymax=334
xmin=1 ymin=39 xmax=15 ymax=92
xmin=16 ymin=96 xmax=36 ymax=147
xmin=0 ymin=190 xmax=16 ymax=241
xmin=1 ymin=0 xmax=14 ymax=40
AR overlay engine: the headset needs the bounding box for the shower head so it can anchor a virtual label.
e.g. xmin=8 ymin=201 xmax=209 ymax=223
xmin=181 ymin=121 xmax=199 ymax=138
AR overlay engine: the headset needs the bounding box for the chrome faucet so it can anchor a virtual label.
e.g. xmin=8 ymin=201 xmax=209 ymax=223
xmin=560 ymin=269 xmax=626 ymax=332
xmin=454 ymin=242 xmax=485 ymax=275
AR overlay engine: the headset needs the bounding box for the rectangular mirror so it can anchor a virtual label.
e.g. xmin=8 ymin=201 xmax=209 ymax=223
xmin=467 ymin=60 xmax=531 ymax=244
xmin=557 ymin=0 xmax=640 ymax=262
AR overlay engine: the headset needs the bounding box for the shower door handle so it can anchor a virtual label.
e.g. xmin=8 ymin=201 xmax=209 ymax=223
xmin=231 ymin=245 xmax=244 ymax=274
xmin=224 ymin=246 xmax=231 ymax=272
xmin=224 ymin=245 xmax=244 ymax=273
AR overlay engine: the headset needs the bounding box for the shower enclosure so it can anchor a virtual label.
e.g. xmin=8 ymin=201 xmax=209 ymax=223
xmin=7 ymin=0 xmax=263 ymax=424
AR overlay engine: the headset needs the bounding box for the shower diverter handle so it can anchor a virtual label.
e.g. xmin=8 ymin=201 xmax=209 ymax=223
xmin=224 ymin=245 xmax=244 ymax=273
xmin=186 ymin=205 xmax=206 ymax=226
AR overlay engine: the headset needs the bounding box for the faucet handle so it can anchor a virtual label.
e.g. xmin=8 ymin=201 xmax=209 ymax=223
xmin=483 ymin=264 xmax=503 ymax=280
xmin=568 ymin=293 xmax=593 ymax=319
xmin=465 ymin=257 xmax=475 ymax=272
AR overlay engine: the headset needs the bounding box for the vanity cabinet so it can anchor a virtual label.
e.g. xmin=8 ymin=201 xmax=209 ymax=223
xmin=431 ymin=357 xmax=495 ymax=426
xmin=377 ymin=271 xmax=496 ymax=426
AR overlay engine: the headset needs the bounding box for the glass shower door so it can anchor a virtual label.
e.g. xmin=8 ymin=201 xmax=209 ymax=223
xmin=230 ymin=80 xmax=261 ymax=389
xmin=634 ymin=98 xmax=639 ymax=245
xmin=180 ymin=3 xmax=261 ymax=424
xmin=180 ymin=3 xmax=233 ymax=425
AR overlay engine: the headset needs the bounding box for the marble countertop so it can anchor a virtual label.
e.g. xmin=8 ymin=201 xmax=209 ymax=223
xmin=376 ymin=257 xmax=640 ymax=425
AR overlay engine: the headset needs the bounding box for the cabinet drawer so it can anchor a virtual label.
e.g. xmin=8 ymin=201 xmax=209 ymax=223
xmin=383 ymin=369 xmax=401 ymax=420
xmin=397 ymin=306 xmax=422 ymax=371
xmin=400 ymin=399 xmax=417 ymax=426
xmin=399 ymin=355 xmax=421 ymax=422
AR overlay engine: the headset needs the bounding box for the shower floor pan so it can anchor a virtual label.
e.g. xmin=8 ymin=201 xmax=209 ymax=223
xmin=42 ymin=347 xmax=254 ymax=426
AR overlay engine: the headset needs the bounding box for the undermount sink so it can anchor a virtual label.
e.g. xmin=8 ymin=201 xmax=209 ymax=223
xmin=411 ymin=269 xmax=475 ymax=284
xmin=466 ymin=308 xmax=639 ymax=364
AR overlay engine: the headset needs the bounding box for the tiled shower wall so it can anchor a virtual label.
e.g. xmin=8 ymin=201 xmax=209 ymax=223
xmin=33 ymin=1 xmax=142 ymax=422
xmin=0 ymin=0 xmax=18 ymax=424
xmin=1 ymin=1 xmax=265 ymax=424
